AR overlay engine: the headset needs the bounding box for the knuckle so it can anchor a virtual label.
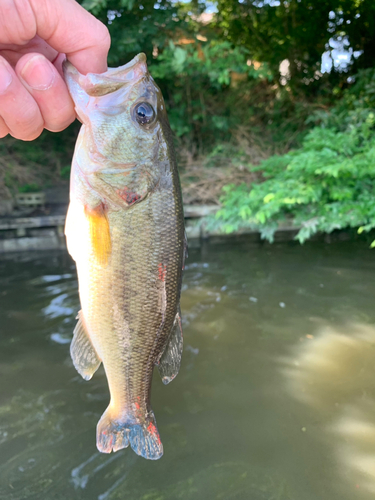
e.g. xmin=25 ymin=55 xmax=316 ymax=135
xmin=11 ymin=114 xmax=44 ymax=141
xmin=0 ymin=117 xmax=9 ymax=138
xmin=12 ymin=126 xmax=43 ymax=141
xmin=43 ymin=101 xmax=75 ymax=132
xmin=96 ymin=24 xmax=111 ymax=52
xmin=14 ymin=105 xmax=43 ymax=134
xmin=25 ymin=129 xmax=43 ymax=141
xmin=0 ymin=1 xmax=36 ymax=45
xmin=46 ymin=115 xmax=75 ymax=133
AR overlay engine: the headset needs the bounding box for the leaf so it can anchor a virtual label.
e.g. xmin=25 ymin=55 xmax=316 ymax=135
xmin=216 ymin=68 xmax=375 ymax=245
xmin=81 ymin=0 xmax=107 ymax=12
xmin=263 ymin=193 xmax=275 ymax=203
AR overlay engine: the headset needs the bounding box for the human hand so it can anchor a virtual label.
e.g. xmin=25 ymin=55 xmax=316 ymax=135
xmin=0 ymin=0 xmax=110 ymax=141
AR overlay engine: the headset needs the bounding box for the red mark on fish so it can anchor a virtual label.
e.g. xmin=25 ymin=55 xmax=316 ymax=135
xmin=117 ymin=187 xmax=141 ymax=205
xmin=158 ymin=263 xmax=166 ymax=282
xmin=147 ymin=421 xmax=160 ymax=442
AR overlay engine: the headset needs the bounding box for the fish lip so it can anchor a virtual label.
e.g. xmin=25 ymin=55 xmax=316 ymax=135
xmin=63 ymin=53 xmax=147 ymax=76
xmin=63 ymin=59 xmax=80 ymax=85
xmin=63 ymin=53 xmax=149 ymax=97
xmin=106 ymin=53 xmax=147 ymax=77
xmin=63 ymin=59 xmax=88 ymax=100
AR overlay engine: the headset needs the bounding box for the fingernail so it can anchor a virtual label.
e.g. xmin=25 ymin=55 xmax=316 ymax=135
xmin=20 ymin=55 xmax=55 ymax=91
xmin=0 ymin=59 xmax=13 ymax=94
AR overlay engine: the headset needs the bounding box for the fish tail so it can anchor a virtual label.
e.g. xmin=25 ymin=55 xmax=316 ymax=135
xmin=96 ymin=407 xmax=163 ymax=460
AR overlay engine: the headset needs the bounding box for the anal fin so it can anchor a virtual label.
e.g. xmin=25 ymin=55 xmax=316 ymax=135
xmin=70 ymin=310 xmax=101 ymax=380
xmin=157 ymin=306 xmax=183 ymax=385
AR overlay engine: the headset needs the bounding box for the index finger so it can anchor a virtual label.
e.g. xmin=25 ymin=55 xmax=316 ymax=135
xmin=0 ymin=0 xmax=110 ymax=75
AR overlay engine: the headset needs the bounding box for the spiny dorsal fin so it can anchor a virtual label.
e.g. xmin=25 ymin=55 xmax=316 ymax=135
xmin=157 ymin=306 xmax=183 ymax=385
xmin=71 ymin=311 xmax=101 ymax=380
xmin=84 ymin=203 xmax=111 ymax=266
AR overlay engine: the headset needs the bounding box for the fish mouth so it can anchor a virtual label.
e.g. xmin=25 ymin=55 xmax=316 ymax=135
xmin=63 ymin=53 xmax=148 ymax=97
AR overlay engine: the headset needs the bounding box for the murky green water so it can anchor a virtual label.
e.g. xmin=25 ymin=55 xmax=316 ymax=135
xmin=2 ymin=241 xmax=375 ymax=499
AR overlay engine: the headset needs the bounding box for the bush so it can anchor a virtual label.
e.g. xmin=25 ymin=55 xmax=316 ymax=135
xmin=214 ymin=69 xmax=375 ymax=244
xmin=150 ymin=40 xmax=273 ymax=150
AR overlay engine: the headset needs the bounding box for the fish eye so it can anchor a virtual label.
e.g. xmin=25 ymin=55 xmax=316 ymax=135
xmin=134 ymin=102 xmax=155 ymax=126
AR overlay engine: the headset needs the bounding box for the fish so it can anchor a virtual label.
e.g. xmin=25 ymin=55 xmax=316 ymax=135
xmin=63 ymin=53 xmax=186 ymax=460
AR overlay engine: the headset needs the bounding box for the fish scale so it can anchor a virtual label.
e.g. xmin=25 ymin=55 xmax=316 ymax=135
xmin=64 ymin=53 xmax=185 ymax=460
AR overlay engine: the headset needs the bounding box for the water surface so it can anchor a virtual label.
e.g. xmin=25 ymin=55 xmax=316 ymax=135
xmin=1 ymin=241 xmax=375 ymax=499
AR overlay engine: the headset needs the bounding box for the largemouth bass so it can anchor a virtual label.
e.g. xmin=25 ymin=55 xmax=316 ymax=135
xmin=63 ymin=54 xmax=186 ymax=460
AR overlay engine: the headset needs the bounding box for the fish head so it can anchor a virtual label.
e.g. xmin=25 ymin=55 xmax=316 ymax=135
xmin=64 ymin=54 xmax=173 ymax=208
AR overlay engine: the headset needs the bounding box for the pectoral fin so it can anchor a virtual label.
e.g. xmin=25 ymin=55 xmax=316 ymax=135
xmin=157 ymin=306 xmax=183 ymax=385
xmin=71 ymin=311 xmax=101 ymax=380
xmin=84 ymin=203 xmax=111 ymax=266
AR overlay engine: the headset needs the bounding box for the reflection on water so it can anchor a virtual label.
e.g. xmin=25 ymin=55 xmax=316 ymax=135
xmin=282 ymin=323 xmax=375 ymax=497
xmin=1 ymin=242 xmax=375 ymax=499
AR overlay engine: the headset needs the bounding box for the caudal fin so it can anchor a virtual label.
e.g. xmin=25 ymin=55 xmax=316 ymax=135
xmin=96 ymin=407 xmax=163 ymax=460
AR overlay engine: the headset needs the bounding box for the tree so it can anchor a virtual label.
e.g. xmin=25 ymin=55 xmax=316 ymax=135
xmin=215 ymin=0 xmax=375 ymax=91
xmin=80 ymin=0 xmax=185 ymax=66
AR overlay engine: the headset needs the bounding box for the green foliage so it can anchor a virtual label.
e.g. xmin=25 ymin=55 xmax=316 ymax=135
xmin=79 ymin=0 xmax=184 ymax=66
xmin=74 ymin=0 xmax=375 ymax=156
xmin=3 ymin=0 xmax=375 ymax=199
xmin=18 ymin=183 xmax=41 ymax=193
xmin=215 ymin=68 xmax=375 ymax=244
xmin=78 ymin=0 xmax=315 ymax=152
xmin=215 ymin=0 xmax=375 ymax=92
xmin=0 ymin=124 xmax=78 ymax=197
xmin=149 ymin=40 xmax=272 ymax=146
xmin=309 ymin=68 xmax=375 ymax=130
